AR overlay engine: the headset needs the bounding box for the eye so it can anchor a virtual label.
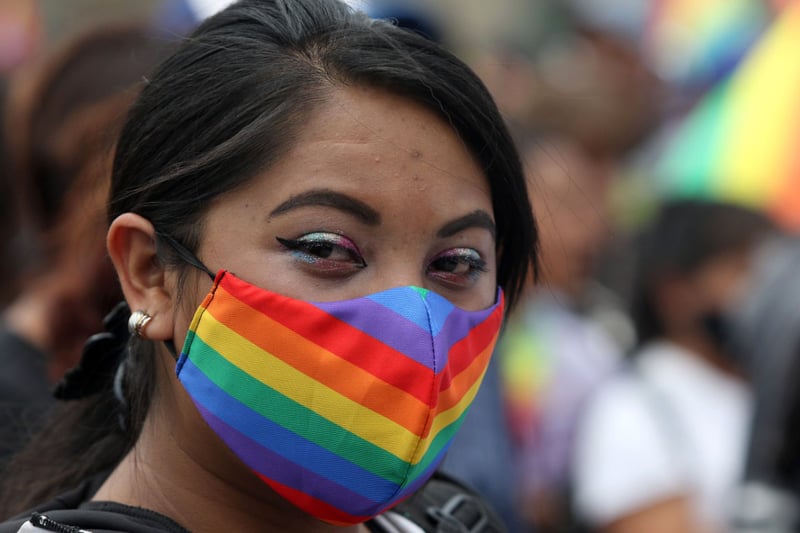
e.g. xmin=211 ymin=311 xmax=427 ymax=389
xmin=428 ymin=247 xmax=488 ymax=288
xmin=277 ymin=232 xmax=366 ymax=274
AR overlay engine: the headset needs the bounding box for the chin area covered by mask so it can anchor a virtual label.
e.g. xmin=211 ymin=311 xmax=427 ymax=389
xmin=175 ymin=270 xmax=505 ymax=525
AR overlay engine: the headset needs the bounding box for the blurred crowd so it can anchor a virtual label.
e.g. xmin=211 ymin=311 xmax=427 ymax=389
xmin=1 ymin=0 xmax=799 ymax=532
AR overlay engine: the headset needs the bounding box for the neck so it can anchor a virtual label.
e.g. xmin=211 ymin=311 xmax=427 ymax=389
xmin=93 ymin=374 xmax=369 ymax=533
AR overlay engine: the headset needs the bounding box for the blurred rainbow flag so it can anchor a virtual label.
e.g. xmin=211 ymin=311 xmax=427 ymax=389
xmin=644 ymin=0 xmax=770 ymax=87
xmin=655 ymin=1 xmax=800 ymax=230
xmin=499 ymin=315 xmax=552 ymax=445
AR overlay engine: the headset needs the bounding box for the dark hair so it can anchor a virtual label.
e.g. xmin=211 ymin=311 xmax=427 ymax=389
xmin=0 ymin=0 xmax=537 ymax=516
xmin=631 ymin=199 xmax=773 ymax=345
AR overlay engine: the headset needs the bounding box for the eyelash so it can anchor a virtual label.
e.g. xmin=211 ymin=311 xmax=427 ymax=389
xmin=428 ymin=248 xmax=488 ymax=286
xmin=276 ymin=232 xmax=367 ymax=272
xmin=277 ymin=233 xmax=488 ymax=286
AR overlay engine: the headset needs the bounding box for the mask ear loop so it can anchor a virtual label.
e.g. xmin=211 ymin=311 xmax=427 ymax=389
xmin=155 ymin=232 xmax=216 ymax=280
xmin=154 ymin=231 xmax=217 ymax=358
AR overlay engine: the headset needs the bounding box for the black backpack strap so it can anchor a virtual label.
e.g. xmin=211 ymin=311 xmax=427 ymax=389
xmin=381 ymin=471 xmax=507 ymax=532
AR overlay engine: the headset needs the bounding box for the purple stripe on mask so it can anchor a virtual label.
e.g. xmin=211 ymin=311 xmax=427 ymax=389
xmin=313 ymin=296 xmax=442 ymax=370
xmin=315 ymin=288 xmax=501 ymax=374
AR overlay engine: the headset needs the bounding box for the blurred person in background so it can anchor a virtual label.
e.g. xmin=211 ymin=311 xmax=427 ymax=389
xmin=647 ymin=208 xmax=800 ymax=532
xmin=0 ymin=0 xmax=42 ymax=306
xmin=500 ymin=131 xmax=621 ymax=532
xmin=0 ymin=83 xmax=16 ymax=309
xmin=725 ymin=236 xmax=800 ymax=531
xmin=468 ymin=23 xmax=658 ymax=531
xmin=0 ymin=0 xmax=41 ymax=74
xmin=571 ymin=200 xmax=775 ymax=533
xmin=0 ymin=22 xmax=169 ymax=472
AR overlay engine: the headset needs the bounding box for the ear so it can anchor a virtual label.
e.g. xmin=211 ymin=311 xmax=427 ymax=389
xmin=107 ymin=213 xmax=175 ymax=341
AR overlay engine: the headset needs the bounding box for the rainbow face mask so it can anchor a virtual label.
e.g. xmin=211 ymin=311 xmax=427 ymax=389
xmin=175 ymin=270 xmax=504 ymax=525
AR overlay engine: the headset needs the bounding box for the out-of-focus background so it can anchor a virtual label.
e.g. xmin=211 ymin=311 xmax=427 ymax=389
xmin=2 ymin=0 xmax=800 ymax=532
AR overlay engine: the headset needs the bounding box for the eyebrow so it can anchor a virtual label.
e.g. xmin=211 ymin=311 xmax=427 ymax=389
xmin=269 ymin=189 xmax=381 ymax=225
xmin=437 ymin=210 xmax=496 ymax=240
xmin=270 ymin=189 xmax=495 ymax=239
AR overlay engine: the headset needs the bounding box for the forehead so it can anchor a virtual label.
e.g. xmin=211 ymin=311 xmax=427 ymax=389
xmin=219 ymin=86 xmax=492 ymax=218
xmin=301 ymin=86 xmax=483 ymax=174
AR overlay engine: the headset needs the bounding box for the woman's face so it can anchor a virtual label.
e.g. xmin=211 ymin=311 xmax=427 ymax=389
xmin=175 ymin=85 xmax=497 ymax=344
xmin=137 ymin=86 xmax=498 ymax=522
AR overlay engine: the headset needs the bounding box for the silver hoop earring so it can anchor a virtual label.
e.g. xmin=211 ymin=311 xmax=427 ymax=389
xmin=128 ymin=310 xmax=153 ymax=338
